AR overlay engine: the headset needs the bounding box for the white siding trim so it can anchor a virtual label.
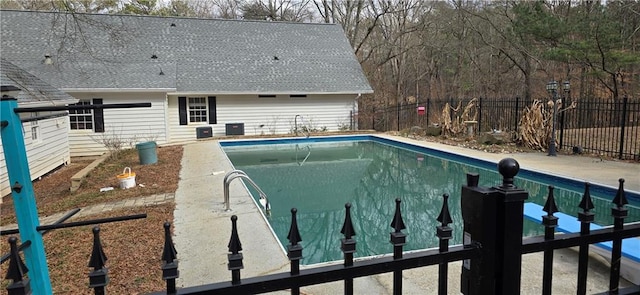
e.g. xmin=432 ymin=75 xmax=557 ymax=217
xmin=1 ymin=116 xmax=71 ymax=197
xmin=66 ymin=92 xmax=169 ymax=157
xmin=168 ymin=94 xmax=358 ymax=141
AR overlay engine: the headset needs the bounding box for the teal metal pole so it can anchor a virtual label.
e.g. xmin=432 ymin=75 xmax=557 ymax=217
xmin=0 ymin=98 xmax=53 ymax=294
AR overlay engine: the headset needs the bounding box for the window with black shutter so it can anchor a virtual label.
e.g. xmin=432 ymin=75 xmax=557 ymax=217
xmin=179 ymin=96 xmax=217 ymax=125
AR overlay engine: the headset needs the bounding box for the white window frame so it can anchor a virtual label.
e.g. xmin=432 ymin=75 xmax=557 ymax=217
xmin=188 ymin=97 xmax=207 ymax=123
xmin=69 ymin=100 xmax=93 ymax=130
xmin=30 ymin=119 xmax=41 ymax=143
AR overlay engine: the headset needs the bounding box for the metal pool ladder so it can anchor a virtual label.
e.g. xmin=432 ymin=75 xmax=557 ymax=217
xmin=294 ymin=114 xmax=310 ymax=138
xmin=295 ymin=144 xmax=311 ymax=166
xmin=223 ymin=170 xmax=270 ymax=214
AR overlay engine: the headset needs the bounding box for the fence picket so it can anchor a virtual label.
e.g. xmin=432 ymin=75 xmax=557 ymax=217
xmin=390 ymin=198 xmax=406 ymax=295
xmin=541 ymin=186 xmax=559 ymax=295
xmin=287 ymin=208 xmax=303 ymax=295
xmin=577 ymin=183 xmax=595 ymax=295
xmin=88 ymin=227 xmax=108 ymax=295
xmin=609 ymin=179 xmax=628 ymax=292
xmin=362 ymin=97 xmax=639 ymax=160
xmin=162 ymin=222 xmax=178 ymax=294
xmin=227 ymin=215 xmax=243 ymax=285
xmin=5 ymin=237 xmax=30 ymax=295
xmin=436 ymin=194 xmax=453 ymax=295
xmin=340 ymin=203 xmax=356 ymax=295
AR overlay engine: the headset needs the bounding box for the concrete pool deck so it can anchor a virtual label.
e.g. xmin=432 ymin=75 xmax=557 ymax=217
xmin=172 ymin=134 xmax=639 ymax=294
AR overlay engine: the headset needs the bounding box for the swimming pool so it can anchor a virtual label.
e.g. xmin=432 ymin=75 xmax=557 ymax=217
xmin=221 ymin=135 xmax=640 ymax=265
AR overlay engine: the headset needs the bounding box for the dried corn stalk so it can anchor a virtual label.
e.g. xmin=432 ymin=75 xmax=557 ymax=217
xmin=442 ymin=102 xmax=453 ymax=136
xmin=517 ymin=100 xmax=551 ymax=150
xmin=460 ymin=98 xmax=478 ymax=122
xmin=442 ymin=99 xmax=476 ymax=136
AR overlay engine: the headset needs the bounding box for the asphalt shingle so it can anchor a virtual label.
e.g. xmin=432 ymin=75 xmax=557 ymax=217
xmin=0 ymin=10 xmax=372 ymax=94
xmin=0 ymin=58 xmax=77 ymax=104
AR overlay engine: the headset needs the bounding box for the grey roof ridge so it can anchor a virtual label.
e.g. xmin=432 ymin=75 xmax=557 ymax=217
xmin=0 ymin=9 xmax=340 ymax=27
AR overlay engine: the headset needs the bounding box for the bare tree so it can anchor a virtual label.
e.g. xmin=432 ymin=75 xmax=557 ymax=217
xmin=4 ymin=0 xmax=637 ymax=104
xmin=240 ymin=0 xmax=313 ymax=21
xmin=211 ymin=0 xmax=243 ymax=19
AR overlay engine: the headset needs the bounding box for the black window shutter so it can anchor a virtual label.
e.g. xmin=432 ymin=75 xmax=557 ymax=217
xmin=178 ymin=97 xmax=187 ymax=125
xmin=92 ymin=98 xmax=104 ymax=133
xmin=208 ymin=96 xmax=217 ymax=124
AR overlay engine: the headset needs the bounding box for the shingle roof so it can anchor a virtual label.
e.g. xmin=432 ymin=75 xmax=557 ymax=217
xmin=0 ymin=58 xmax=78 ymax=105
xmin=0 ymin=10 xmax=373 ymax=94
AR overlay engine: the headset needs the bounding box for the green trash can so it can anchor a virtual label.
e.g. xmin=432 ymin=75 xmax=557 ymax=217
xmin=136 ymin=141 xmax=157 ymax=165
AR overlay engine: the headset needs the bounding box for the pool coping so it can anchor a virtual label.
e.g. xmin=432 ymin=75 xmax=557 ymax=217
xmin=219 ymin=134 xmax=640 ymax=203
xmin=218 ymin=133 xmax=640 ymax=269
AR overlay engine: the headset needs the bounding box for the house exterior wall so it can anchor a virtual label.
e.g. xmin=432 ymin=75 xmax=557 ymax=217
xmin=167 ymin=94 xmax=358 ymax=142
xmin=66 ymin=92 xmax=169 ymax=157
xmin=1 ymin=116 xmax=71 ymax=197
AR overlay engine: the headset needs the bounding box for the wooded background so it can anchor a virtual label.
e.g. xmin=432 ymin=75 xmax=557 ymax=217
xmin=2 ymin=0 xmax=639 ymax=108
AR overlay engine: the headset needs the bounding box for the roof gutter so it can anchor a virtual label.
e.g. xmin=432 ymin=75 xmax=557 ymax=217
xmin=19 ymin=98 xmax=79 ymax=107
xmin=60 ymin=88 xmax=177 ymax=93
xmin=167 ymin=90 xmax=374 ymax=96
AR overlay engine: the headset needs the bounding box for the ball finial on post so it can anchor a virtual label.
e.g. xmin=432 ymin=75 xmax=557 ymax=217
xmin=498 ymin=158 xmax=519 ymax=188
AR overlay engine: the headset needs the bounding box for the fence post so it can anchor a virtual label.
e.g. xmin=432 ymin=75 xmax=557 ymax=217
xmin=460 ymin=158 xmax=528 ymax=295
xmin=426 ymin=98 xmax=430 ymax=127
xmin=371 ymin=106 xmax=375 ymax=131
xmin=559 ymin=95 xmax=565 ymax=150
xmin=88 ymin=227 xmax=108 ymax=295
xmin=493 ymin=159 xmax=528 ymax=294
xmin=383 ymin=106 xmax=388 ymax=131
xmin=5 ymin=237 xmax=30 ymax=295
xmin=161 ymin=222 xmax=178 ymax=295
xmin=618 ymin=96 xmax=628 ymax=159
xmin=397 ymin=101 xmax=401 ymax=132
xmin=460 ymin=172 xmax=494 ymax=295
xmin=514 ymin=97 xmax=519 ymax=135
xmin=477 ymin=97 xmax=483 ymax=133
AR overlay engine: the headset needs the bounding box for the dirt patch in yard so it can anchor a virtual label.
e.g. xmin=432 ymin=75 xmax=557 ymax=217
xmin=1 ymin=145 xmax=182 ymax=224
xmin=1 ymin=203 xmax=173 ymax=294
xmin=0 ymin=145 xmax=182 ymax=293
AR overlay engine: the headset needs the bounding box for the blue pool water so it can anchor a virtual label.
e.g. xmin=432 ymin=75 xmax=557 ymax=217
xmin=221 ymin=135 xmax=640 ymax=265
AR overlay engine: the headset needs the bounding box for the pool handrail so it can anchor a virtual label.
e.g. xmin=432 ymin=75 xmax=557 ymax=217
xmin=223 ymin=170 xmax=270 ymax=214
xmin=294 ymin=115 xmax=310 ymax=138
xmin=295 ymin=144 xmax=311 ymax=166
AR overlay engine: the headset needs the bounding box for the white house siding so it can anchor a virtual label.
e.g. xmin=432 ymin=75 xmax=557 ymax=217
xmin=66 ymin=92 xmax=168 ymax=157
xmin=167 ymin=94 xmax=358 ymax=142
xmin=0 ymin=116 xmax=71 ymax=197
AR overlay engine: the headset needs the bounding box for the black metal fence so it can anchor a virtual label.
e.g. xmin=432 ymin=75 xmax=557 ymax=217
xmin=4 ymin=159 xmax=640 ymax=294
xmin=561 ymin=96 xmax=640 ymax=160
xmin=357 ymin=97 xmax=640 ymax=160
